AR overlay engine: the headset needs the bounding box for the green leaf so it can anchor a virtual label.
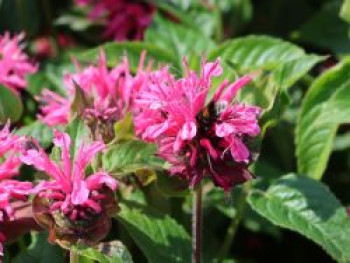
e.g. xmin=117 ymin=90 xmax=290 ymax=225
xmin=296 ymin=59 xmax=350 ymax=179
xmin=102 ymin=140 xmax=163 ymax=176
xmin=248 ymin=174 xmax=350 ymax=262
xmin=66 ymin=118 xmax=92 ymax=159
xmin=340 ymin=0 xmax=350 ymax=23
xmin=0 ymin=85 xmax=23 ymax=123
xmin=116 ymin=202 xmax=191 ymax=263
xmin=209 ymin=35 xmax=323 ymax=110
xmin=145 ymin=14 xmax=216 ymax=63
xmin=73 ymin=241 xmax=133 ymax=263
xmin=78 ymin=42 xmax=180 ymax=72
xmin=16 ymin=121 xmax=54 ymax=148
xmin=12 ymin=232 xmax=64 ymax=263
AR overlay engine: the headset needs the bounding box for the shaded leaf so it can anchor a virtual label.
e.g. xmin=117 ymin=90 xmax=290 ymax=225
xmin=16 ymin=121 xmax=54 ymax=148
xmin=296 ymin=59 xmax=350 ymax=179
xmin=248 ymin=174 xmax=350 ymax=262
xmin=116 ymin=202 xmax=191 ymax=263
xmin=12 ymin=232 xmax=64 ymax=263
xmin=0 ymin=85 xmax=23 ymax=123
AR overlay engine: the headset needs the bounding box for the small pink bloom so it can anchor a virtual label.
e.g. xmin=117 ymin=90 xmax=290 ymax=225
xmin=134 ymin=58 xmax=261 ymax=191
xmin=38 ymin=51 xmax=141 ymax=131
xmin=0 ymin=123 xmax=33 ymax=257
xmin=0 ymin=32 xmax=37 ymax=92
xmin=76 ymin=0 xmax=155 ymax=41
xmin=21 ymin=130 xmax=117 ymax=221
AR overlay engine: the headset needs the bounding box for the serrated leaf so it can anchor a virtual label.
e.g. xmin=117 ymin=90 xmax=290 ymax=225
xmin=66 ymin=118 xmax=92 ymax=160
xmin=73 ymin=241 xmax=133 ymax=263
xmin=0 ymin=85 xmax=23 ymax=123
xmin=209 ymin=35 xmax=323 ymax=110
xmin=116 ymin=202 xmax=191 ymax=263
xmin=145 ymin=14 xmax=216 ymax=64
xmin=102 ymin=140 xmax=163 ymax=176
xmin=12 ymin=232 xmax=64 ymax=263
xmin=248 ymin=174 xmax=350 ymax=262
xmin=78 ymin=42 xmax=180 ymax=72
xmin=16 ymin=121 xmax=54 ymax=148
xmin=296 ymin=59 xmax=350 ymax=179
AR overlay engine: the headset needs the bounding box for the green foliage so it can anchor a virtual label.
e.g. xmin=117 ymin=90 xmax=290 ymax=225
xmin=78 ymin=42 xmax=180 ymax=72
xmin=16 ymin=121 xmax=54 ymax=148
xmin=12 ymin=232 xmax=64 ymax=263
xmin=296 ymin=59 xmax=350 ymax=179
xmin=116 ymin=202 xmax=191 ymax=263
xmin=102 ymin=140 xmax=163 ymax=177
xmin=73 ymin=241 xmax=133 ymax=263
xmin=209 ymin=35 xmax=323 ymax=110
xmin=0 ymin=85 xmax=23 ymax=123
xmin=340 ymin=0 xmax=350 ymax=22
xmin=248 ymin=174 xmax=350 ymax=262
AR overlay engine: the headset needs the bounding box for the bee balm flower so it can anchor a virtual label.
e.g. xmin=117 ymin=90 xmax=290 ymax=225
xmin=38 ymin=50 xmax=144 ymax=142
xmin=21 ymin=131 xmax=118 ymax=246
xmin=0 ymin=32 xmax=37 ymax=92
xmin=76 ymin=0 xmax=155 ymax=41
xmin=0 ymin=123 xmax=33 ymax=257
xmin=134 ymin=58 xmax=261 ymax=192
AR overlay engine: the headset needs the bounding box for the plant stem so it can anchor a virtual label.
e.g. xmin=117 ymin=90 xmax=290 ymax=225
xmin=70 ymin=250 xmax=79 ymax=263
xmin=218 ymin=182 xmax=251 ymax=260
xmin=192 ymin=184 xmax=203 ymax=263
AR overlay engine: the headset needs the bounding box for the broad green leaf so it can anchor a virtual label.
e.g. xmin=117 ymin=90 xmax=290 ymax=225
xmin=145 ymin=14 xmax=216 ymax=63
xmin=340 ymin=0 xmax=350 ymax=23
xmin=116 ymin=202 xmax=191 ymax=263
xmin=209 ymin=35 xmax=323 ymax=110
xmin=12 ymin=232 xmax=64 ymax=263
xmin=78 ymin=42 xmax=180 ymax=72
xmin=248 ymin=174 xmax=350 ymax=262
xmin=102 ymin=140 xmax=163 ymax=177
xmin=296 ymin=59 xmax=350 ymax=179
xmin=16 ymin=121 xmax=54 ymax=148
xmin=0 ymin=85 xmax=23 ymax=123
xmin=73 ymin=241 xmax=133 ymax=263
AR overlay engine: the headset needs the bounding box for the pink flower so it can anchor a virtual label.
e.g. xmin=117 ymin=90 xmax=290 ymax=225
xmin=0 ymin=32 xmax=37 ymax=92
xmin=38 ymin=50 xmax=148 ymax=141
xmin=21 ymin=131 xmax=118 ymax=245
xmin=77 ymin=0 xmax=155 ymax=41
xmin=21 ymin=130 xmax=117 ymax=220
xmin=134 ymin=58 xmax=261 ymax=191
xmin=0 ymin=123 xmax=33 ymax=257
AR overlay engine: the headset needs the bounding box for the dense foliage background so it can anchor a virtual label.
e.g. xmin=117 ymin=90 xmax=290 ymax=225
xmin=1 ymin=0 xmax=350 ymax=262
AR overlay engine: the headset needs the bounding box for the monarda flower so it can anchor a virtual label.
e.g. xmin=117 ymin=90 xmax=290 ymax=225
xmin=134 ymin=58 xmax=261 ymax=192
xmin=0 ymin=32 xmax=37 ymax=92
xmin=38 ymin=51 xmax=148 ymax=141
xmin=0 ymin=123 xmax=33 ymax=257
xmin=76 ymin=0 xmax=155 ymax=41
xmin=20 ymin=131 xmax=118 ymax=247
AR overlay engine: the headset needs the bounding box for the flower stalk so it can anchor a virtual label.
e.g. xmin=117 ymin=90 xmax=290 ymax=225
xmin=70 ymin=250 xmax=79 ymax=263
xmin=192 ymin=184 xmax=203 ymax=263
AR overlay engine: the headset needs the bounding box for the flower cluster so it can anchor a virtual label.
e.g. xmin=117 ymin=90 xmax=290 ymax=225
xmin=0 ymin=123 xmax=33 ymax=256
xmin=38 ymin=51 xmax=146 ymax=141
xmin=0 ymin=32 xmax=37 ymax=92
xmin=134 ymin=59 xmax=261 ymax=191
xmin=21 ymin=131 xmax=118 ymax=246
xmin=76 ymin=0 xmax=155 ymax=41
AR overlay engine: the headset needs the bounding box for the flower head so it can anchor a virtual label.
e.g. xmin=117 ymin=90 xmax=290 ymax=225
xmin=0 ymin=123 xmax=32 ymax=257
xmin=21 ymin=131 xmax=117 ymax=245
xmin=38 ymin=51 xmax=147 ymax=141
xmin=76 ymin=0 xmax=155 ymax=41
xmin=0 ymin=32 xmax=37 ymax=92
xmin=134 ymin=58 xmax=261 ymax=191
